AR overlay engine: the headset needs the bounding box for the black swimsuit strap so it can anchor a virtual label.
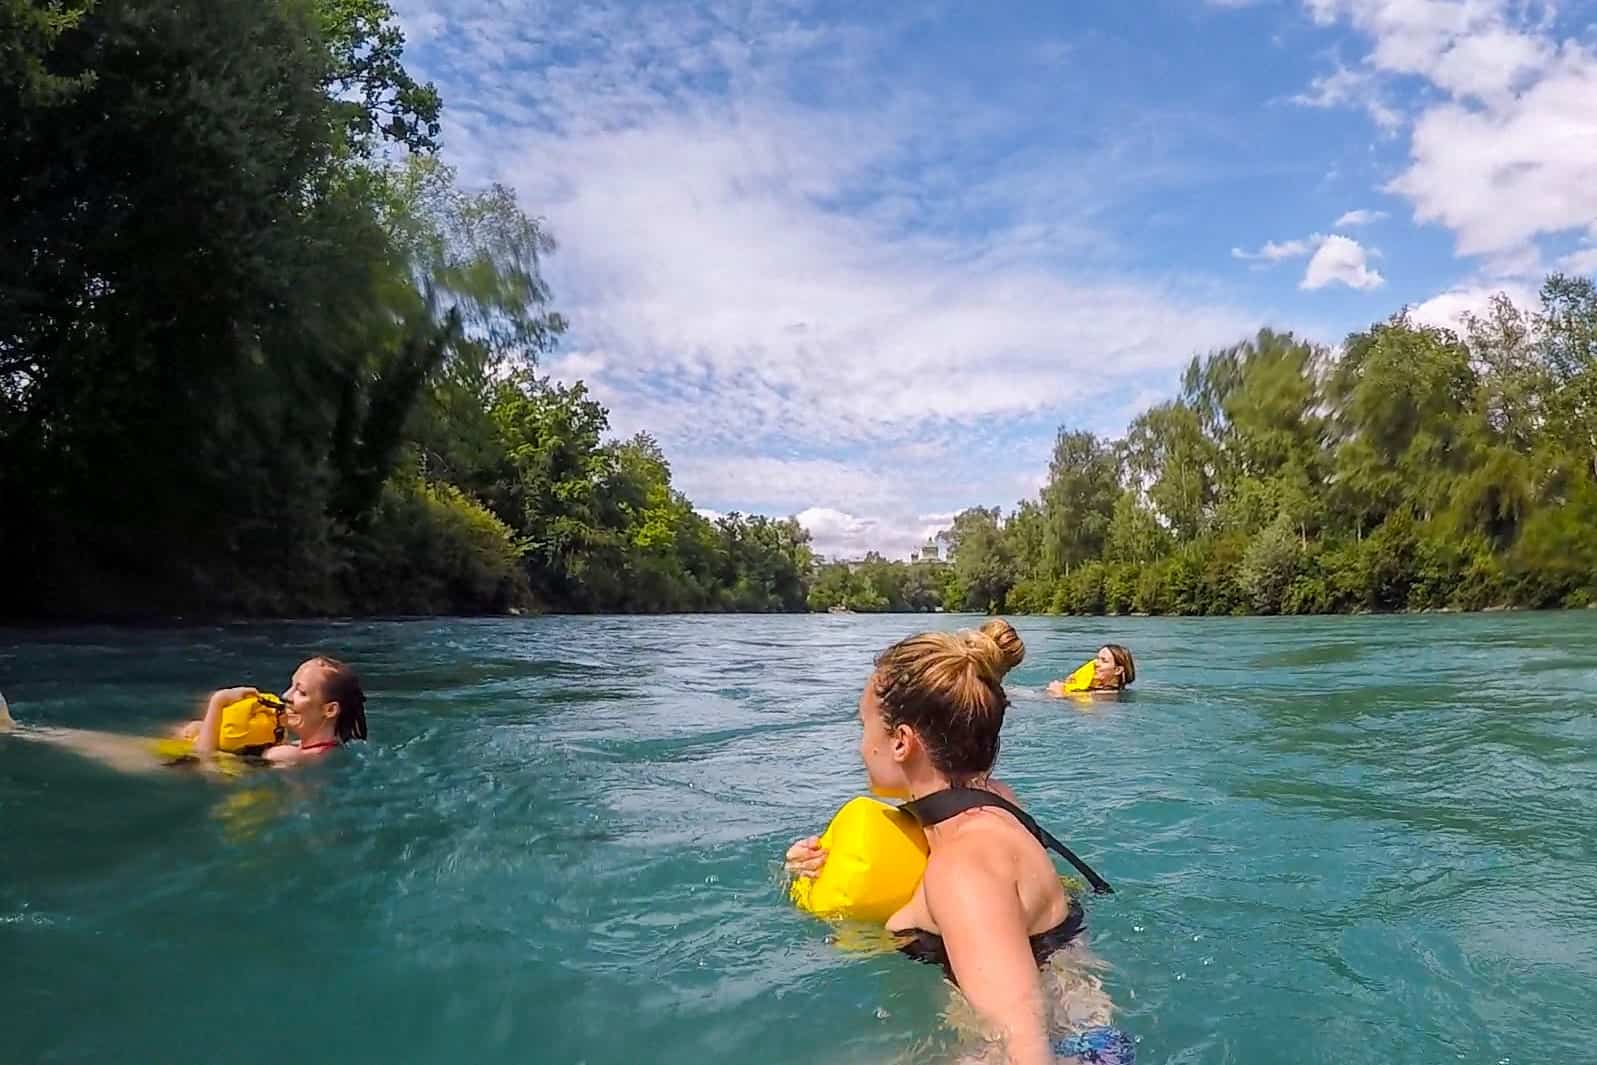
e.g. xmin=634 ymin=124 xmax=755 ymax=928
xmin=901 ymin=787 xmax=1115 ymax=895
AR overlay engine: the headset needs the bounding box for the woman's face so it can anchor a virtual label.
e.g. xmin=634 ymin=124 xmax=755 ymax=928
xmin=281 ymin=660 xmax=337 ymax=738
xmin=1095 ymin=646 xmax=1120 ymax=676
xmin=858 ymin=676 xmax=911 ymax=798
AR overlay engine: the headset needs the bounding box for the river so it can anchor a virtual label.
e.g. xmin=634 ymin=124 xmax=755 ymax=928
xmin=3 ymin=613 xmax=1593 ymax=1064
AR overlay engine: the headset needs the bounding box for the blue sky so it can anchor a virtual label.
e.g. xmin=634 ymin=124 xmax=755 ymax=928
xmin=391 ymin=0 xmax=1597 ymax=557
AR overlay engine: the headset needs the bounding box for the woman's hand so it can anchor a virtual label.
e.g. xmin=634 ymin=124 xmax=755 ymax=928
xmin=210 ymin=686 xmax=258 ymax=707
xmin=784 ymin=835 xmax=827 ymax=878
xmin=174 ymin=720 xmax=201 ymax=741
xmin=1046 ymin=680 xmax=1066 ymax=697
xmin=194 ymin=687 xmax=255 ymax=755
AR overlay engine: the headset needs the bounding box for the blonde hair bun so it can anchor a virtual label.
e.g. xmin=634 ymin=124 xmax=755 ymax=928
xmin=966 ymin=618 xmax=1025 ymax=681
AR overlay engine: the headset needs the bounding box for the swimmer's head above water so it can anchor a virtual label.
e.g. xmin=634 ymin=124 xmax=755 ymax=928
xmin=281 ymin=656 xmax=367 ymax=745
xmin=191 ymin=656 xmax=367 ymax=764
xmin=1093 ymin=644 xmax=1135 ymax=688
xmin=859 ymin=618 xmax=1023 ymax=796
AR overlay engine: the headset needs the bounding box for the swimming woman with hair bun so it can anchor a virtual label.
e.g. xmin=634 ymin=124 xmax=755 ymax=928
xmin=786 ymin=618 xmax=1133 ymax=1065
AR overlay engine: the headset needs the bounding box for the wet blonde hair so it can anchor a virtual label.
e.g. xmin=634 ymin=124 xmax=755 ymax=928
xmin=872 ymin=618 xmax=1025 ymax=778
xmin=978 ymin=618 xmax=1026 ymax=676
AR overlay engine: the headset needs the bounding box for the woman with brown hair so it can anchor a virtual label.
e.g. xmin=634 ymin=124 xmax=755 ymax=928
xmin=190 ymin=656 xmax=367 ymax=764
xmin=1048 ymin=644 xmax=1136 ymax=698
xmin=786 ymin=619 xmax=1133 ymax=1064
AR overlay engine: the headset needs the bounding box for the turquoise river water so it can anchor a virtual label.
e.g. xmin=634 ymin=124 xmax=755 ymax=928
xmin=2 ymin=614 xmax=1595 ymax=1064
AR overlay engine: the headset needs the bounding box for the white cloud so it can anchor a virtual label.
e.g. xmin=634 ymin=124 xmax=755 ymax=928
xmin=401 ymin=9 xmax=446 ymax=43
xmin=1334 ymin=208 xmax=1387 ymax=227
xmin=394 ymin=0 xmax=1260 ymax=528
xmin=1388 ymin=46 xmax=1597 ymax=257
xmin=1233 ymin=227 xmax=1388 ymax=291
xmin=674 ymin=455 xmax=907 ymax=515
xmin=1300 ymin=235 xmax=1385 ymax=290
xmin=1232 ymin=235 xmax=1325 ymax=262
xmin=518 ymin=109 xmax=1255 ymax=447
xmin=1408 ymin=280 xmax=1537 ymax=332
xmin=797 ymin=506 xmax=958 ymax=560
xmin=1304 ymin=1 xmax=1597 ymax=263
xmin=1425 ymin=24 xmax=1551 ymax=103
xmin=796 ymin=507 xmax=876 ymax=558
xmin=1479 ymin=244 xmax=1546 ymax=281
xmin=1292 ymin=64 xmax=1402 ymax=132
xmin=654 ymin=428 xmax=1053 ymax=557
xmin=918 ymin=510 xmax=961 ymax=528
xmin=1306 ymin=0 xmax=1551 ymax=104
xmin=701 ymin=499 xmax=940 ymax=561
xmin=1558 ymin=248 xmax=1597 ymax=276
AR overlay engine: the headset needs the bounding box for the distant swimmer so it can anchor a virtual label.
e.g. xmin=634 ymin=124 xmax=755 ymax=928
xmin=1048 ymin=644 xmax=1136 ymax=698
xmin=0 ymin=656 xmax=366 ymax=774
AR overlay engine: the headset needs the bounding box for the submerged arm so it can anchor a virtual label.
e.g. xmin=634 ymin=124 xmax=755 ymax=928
xmin=924 ymin=850 xmax=1053 ymax=1065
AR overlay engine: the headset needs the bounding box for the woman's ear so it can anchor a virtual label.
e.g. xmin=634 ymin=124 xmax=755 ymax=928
xmin=889 ymin=723 xmax=916 ymax=764
xmin=322 ymin=700 xmax=341 ymax=723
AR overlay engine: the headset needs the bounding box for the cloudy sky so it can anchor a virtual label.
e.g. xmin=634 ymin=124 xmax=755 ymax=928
xmin=390 ymin=0 xmax=1597 ymax=558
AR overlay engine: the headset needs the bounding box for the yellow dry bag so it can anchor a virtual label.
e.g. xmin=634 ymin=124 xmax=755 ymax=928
xmin=1060 ymin=660 xmax=1096 ymax=693
xmin=218 ymin=692 xmax=285 ymax=753
xmin=151 ymin=692 xmax=285 ymax=762
xmin=789 ymin=796 xmax=929 ymax=924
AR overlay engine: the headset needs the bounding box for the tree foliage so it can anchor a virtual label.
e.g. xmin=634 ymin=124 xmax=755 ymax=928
xmin=0 ymin=0 xmax=811 ymax=619
xmin=923 ymin=310 xmax=1597 ymax=616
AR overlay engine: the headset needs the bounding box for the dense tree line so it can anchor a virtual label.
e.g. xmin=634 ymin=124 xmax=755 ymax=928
xmin=6 ymin=3 xmax=1592 ymax=622
xmin=927 ymin=282 xmax=1597 ymax=616
xmin=805 ymin=555 xmax=953 ymax=613
xmin=0 ymin=0 xmax=811 ymax=619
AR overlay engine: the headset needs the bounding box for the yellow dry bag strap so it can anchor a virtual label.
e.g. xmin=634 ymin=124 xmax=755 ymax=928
xmin=901 ymin=787 xmax=1115 ymax=895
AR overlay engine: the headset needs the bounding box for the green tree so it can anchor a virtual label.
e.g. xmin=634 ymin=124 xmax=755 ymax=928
xmin=1327 ymin=315 xmax=1476 ymax=532
xmin=1103 ymin=492 xmax=1171 ymax=564
xmin=1537 ymin=274 xmax=1597 ymax=479
xmin=488 ymin=376 xmax=613 ymax=609
xmin=944 ymin=507 xmax=1016 ymax=612
xmin=1124 ymin=402 xmax=1215 ymax=541
xmin=1 ymin=0 xmax=96 ymax=105
xmin=318 ymin=0 xmax=442 ymax=153
xmin=1239 ymin=515 xmax=1300 ymax=614
xmin=1040 ymin=430 xmax=1119 ymax=576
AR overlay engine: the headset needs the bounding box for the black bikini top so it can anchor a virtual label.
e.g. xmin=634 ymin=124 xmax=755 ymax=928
xmin=897 ymin=897 xmax=1086 ymax=985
